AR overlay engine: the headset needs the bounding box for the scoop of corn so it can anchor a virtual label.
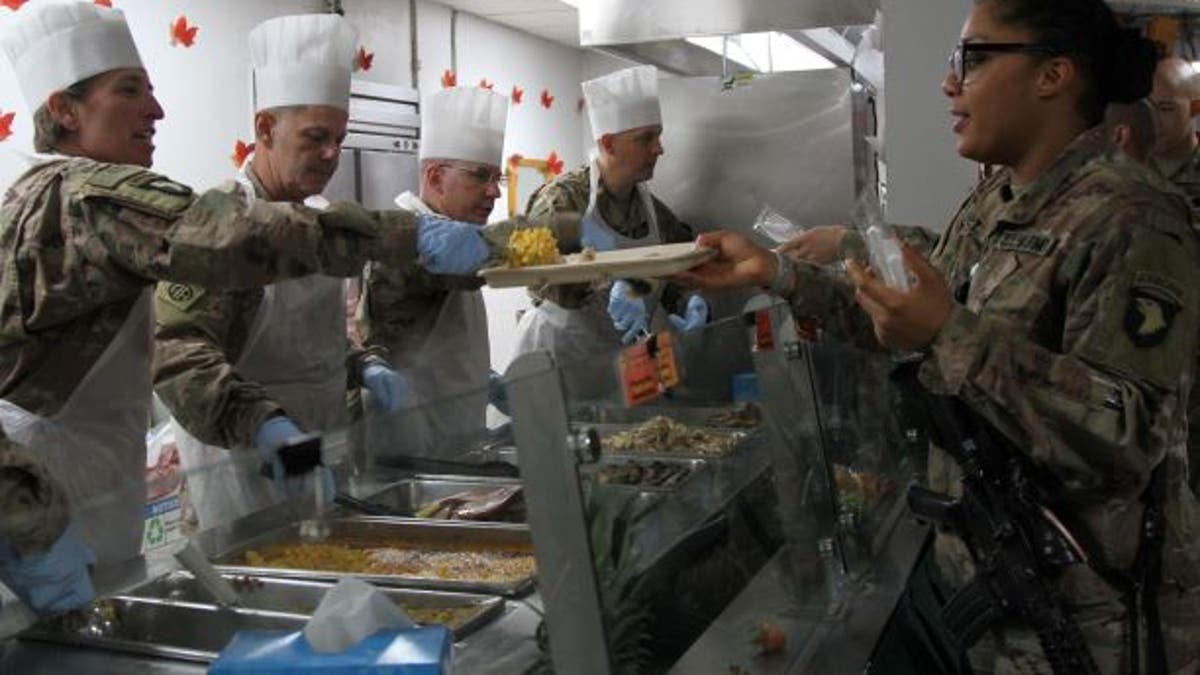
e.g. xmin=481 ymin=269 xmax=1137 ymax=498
xmin=507 ymin=227 xmax=562 ymax=267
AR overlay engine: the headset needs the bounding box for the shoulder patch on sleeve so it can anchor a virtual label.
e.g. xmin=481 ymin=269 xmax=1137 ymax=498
xmin=157 ymin=283 xmax=206 ymax=312
xmin=1124 ymin=282 xmax=1182 ymax=349
xmin=83 ymin=164 xmax=146 ymax=190
xmin=77 ymin=165 xmax=194 ymax=219
xmin=143 ymin=177 xmax=193 ymax=197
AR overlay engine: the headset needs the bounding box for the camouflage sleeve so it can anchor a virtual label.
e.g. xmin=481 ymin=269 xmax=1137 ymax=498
xmin=525 ymin=178 xmax=595 ymax=309
xmin=783 ymin=260 xmax=882 ymax=350
xmin=920 ymin=203 xmax=1199 ymax=482
xmin=526 ymin=177 xmax=588 ymax=223
xmin=345 ymin=344 xmax=389 ymax=390
xmin=0 ymin=439 xmax=70 ymax=555
xmin=71 ymin=165 xmax=419 ymax=288
xmin=152 ymin=284 xmax=282 ymax=449
xmin=357 ymin=261 xmax=446 ymax=355
xmin=839 ymin=224 xmax=940 ymax=263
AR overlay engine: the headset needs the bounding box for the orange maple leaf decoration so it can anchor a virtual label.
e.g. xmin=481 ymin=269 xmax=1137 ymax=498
xmin=94 ymin=0 xmax=112 ymax=7
xmin=0 ymin=112 xmax=14 ymax=142
xmin=1 ymin=0 xmax=27 ymax=10
xmin=511 ymin=86 xmax=524 ymax=105
xmin=169 ymin=15 xmax=198 ymax=48
xmin=231 ymin=140 xmax=254 ymax=169
xmin=441 ymin=70 xmax=457 ymax=89
xmin=355 ymin=46 xmax=374 ymax=72
xmin=478 ymin=78 xmax=494 ymax=90
xmin=546 ymin=151 xmax=564 ymax=176
xmin=540 ymin=89 xmax=554 ymax=109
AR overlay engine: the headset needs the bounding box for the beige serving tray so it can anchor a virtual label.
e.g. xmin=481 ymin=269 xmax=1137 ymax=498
xmin=480 ymin=242 xmax=716 ymax=288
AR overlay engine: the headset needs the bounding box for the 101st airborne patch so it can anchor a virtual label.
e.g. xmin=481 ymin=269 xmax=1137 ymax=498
xmin=1124 ymin=273 xmax=1183 ymax=348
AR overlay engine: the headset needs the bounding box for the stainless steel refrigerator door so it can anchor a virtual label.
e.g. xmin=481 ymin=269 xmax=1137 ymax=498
xmin=322 ymin=148 xmax=359 ymax=204
xmin=359 ymin=149 xmax=420 ymax=210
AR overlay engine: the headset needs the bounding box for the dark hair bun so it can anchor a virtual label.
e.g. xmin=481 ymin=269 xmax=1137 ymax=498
xmin=1104 ymin=28 xmax=1158 ymax=103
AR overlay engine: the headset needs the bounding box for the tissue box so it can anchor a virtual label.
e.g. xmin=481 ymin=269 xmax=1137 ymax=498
xmin=209 ymin=626 xmax=452 ymax=674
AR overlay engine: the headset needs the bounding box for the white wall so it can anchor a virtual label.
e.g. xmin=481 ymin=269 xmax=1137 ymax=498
xmin=0 ymin=0 xmax=586 ymax=374
xmin=880 ymin=0 xmax=976 ymax=230
xmin=0 ymin=0 xmax=325 ymax=190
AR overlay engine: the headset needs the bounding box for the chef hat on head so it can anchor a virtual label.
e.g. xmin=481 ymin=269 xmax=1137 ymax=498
xmin=583 ymin=65 xmax=661 ymax=140
xmin=250 ymin=14 xmax=357 ymax=112
xmin=0 ymin=2 xmax=143 ymax=110
xmin=420 ymin=87 xmax=509 ymax=166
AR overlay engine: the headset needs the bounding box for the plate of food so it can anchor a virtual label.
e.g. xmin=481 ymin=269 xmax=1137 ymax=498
xmin=480 ymin=227 xmax=715 ymax=288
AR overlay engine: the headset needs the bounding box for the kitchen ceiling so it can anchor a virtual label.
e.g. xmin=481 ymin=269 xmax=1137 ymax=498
xmin=435 ymin=0 xmax=583 ymax=48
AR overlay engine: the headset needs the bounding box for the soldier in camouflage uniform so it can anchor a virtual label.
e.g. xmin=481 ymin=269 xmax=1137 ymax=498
xmin=1149 ymin=56 xmax=1200 ymax=498
xmin=0 ymin=3 xmax=496 ymax=614
xmin=356 ymin=87 xmax=510 ymax=461
xmin=679 ymin=0 xmax=1200 ymax=671
xmin=512 ymin=66 xmax=706 ymax=398
xmin=153 ymin=15 xmax=418 ymax=529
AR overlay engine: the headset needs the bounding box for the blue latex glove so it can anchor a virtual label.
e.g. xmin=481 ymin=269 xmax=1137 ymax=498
xmin=0 ymin=523 xmax=95 ymax=614
xmin=668 ymin=295 xmax=710 ymax=332
xmin=580 ymin=213 xmax=617 ymax=252
xmin=488 ymin=370 xmax=510 ymax=416
xmin=362 ymin=362 xmax=409 ymax=412
xmin=416 ymin=214 xmax=489 ymax=275
xmin=255 ymin=416 xmax=332 ymax=503
xmin=608 ymin=280 xmax=649 ymax=345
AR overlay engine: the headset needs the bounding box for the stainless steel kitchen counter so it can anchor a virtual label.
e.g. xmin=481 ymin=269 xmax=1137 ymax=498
xmin=668 ymin=516 xmax=928 ymax=674
xmin=0 ymin=592 xmax=546 ymax=674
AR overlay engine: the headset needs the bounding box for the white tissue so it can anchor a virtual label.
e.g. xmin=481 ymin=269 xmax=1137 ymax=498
xmin=303 ymin=578 xmax=415 ymax=653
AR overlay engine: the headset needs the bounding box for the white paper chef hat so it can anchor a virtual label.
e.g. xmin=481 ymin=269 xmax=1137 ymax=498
xmin=582 ymin=65 xmax=661 ymax=140
xmin=0 ymin=2 xmax=143 ymax=110
xmin=420 ymin=87 xmax=509 ymax=166
xmin=249 ymin=14 xmax=357 ymax=112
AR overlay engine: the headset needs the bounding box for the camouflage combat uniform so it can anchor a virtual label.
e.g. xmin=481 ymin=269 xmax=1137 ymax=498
xmin=359 ymin=200 xmax=584 ymax=357
xmin=786 ymin=129 xmax=1200 ymax=672
xmin=525 ymin=165 xmax=696 ymax=314
xmin=840 ymin=224 xmax=941 ymax=262
xmin=0 ymin=156 xmax=421 ymax=553
xmin=153 ymin=170 xmax=385 ymax=450
xmin=1151 ymin=145 xmax=1200 ymax=498
xmin=356 ymin=194 xmax=582 ymax=458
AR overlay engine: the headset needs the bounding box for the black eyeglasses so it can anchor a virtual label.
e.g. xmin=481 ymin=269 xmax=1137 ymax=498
xmin=947 ymin=41 xmax=1062 ymax=91
xmin=443 ymin=163 xmax=507 ymax=188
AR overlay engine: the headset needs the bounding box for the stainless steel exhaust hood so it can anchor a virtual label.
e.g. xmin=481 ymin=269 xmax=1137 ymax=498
xmin=580 ymin=0 xmax=878 ymax=47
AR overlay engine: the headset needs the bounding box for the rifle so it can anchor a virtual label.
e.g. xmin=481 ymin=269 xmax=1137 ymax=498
xmin=893 ymin=361 xmax=1110 ymax=675
xmin=895 ymin=361 xmax=1167 ymax=675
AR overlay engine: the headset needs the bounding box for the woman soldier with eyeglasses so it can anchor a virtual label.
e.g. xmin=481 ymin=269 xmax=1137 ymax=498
xmin=678 ymin=0 xmax=1200 ymax=673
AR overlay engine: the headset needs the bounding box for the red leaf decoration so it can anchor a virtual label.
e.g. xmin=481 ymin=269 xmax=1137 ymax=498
xmin=546 ymin=151 xmax=563 ymax=176
xmin=231 ymin=140 xmax=254 ymax=169
xmin=169 ymin=15 xmax=198 ymax=48
xmin=441 ymin=69 xmax=457 ymax=89
xmin=1 ymin=0 xmax=27 ymax=11
xmin=94 ymin=0 xmax=112 ymax=7
xmin=0 ymin=112 xmax=14 ymax=142
xmin=478 ymin=78 xmax=494 ymax=90
xmin=511 ymin=85 xmax=524 ymax=105
xmin=355 ymin=46 xmax=374 ymax=72
xmin=540 ymin=89 xmax=554 ymax=109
